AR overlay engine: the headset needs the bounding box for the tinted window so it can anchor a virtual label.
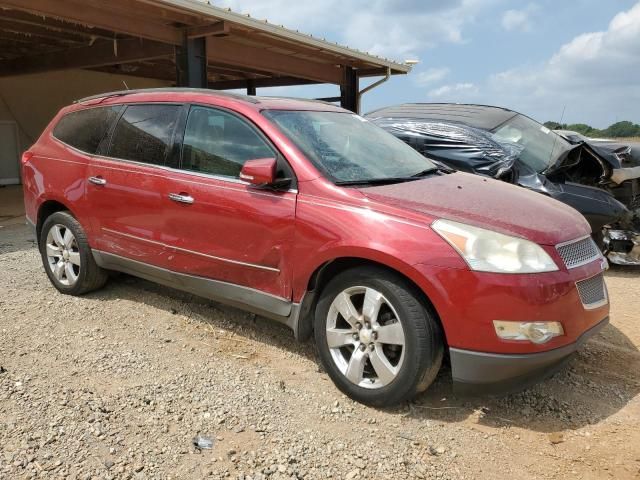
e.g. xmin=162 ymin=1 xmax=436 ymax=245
xmin=109 ymin=104 xmax=180 ymax=165
xmin=53 ymin=106 xmax=121 ymax=154
xmin=181 ymin=106 xmax=274 ymax=177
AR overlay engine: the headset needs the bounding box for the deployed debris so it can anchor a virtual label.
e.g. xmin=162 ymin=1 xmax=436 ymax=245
xmin=368 ymin=104 xmax=640 ymax=265
xmin=192 ymin=435 xmax=214 ymax=450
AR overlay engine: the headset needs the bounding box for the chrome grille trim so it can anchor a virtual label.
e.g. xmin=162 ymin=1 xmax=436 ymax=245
xmin=575 ymin=273 xmax=608 ymax=310
xmin=556 ymin=235 xmax=602 ymax=269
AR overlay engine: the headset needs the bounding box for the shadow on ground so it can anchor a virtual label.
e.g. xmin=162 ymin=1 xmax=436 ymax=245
xmin=10 ymin=222 xmax=640 ymax=434
xmin=85 ymin=270 xmax=640 ymax=435
xmin=0 ymin=223 xmax=38 ymax=255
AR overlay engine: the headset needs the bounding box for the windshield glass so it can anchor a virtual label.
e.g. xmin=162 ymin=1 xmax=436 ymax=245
xmin=262 ymin=110 xmax=436 ymax=183
xmin=491 ymin=114 xmax=573 ymax=172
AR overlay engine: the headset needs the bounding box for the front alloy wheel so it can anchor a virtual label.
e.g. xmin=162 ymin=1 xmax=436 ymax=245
xmin=315 ymin=267 xmax=443 ymax=407
xmin=326 ymin=286 xmax=405 ymax=389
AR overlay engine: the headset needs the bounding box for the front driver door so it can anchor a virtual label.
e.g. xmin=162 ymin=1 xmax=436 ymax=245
xmin=162 ymin=105 xmax=297 ymax=301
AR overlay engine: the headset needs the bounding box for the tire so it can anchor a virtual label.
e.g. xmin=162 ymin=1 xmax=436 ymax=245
xmin=39 ymin=211 xmax=108 ymax=295
xmin=314 ymin=266 xmax=443 ymax=407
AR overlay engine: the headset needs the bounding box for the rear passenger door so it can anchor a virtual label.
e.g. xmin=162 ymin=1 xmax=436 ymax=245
xmin=87 ymin=103 xmax=181 ymax=267
xmin=48 ymin=105 xmax=123 ymax=240
xmin=162 ymin=105 xmax=297 ymax=300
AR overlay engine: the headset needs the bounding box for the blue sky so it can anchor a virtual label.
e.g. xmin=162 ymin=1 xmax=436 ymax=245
xmin=216 ymin=0 xmax=640 ymax=128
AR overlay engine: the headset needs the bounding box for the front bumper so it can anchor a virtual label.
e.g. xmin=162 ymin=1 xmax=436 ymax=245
xmin=450 ymin=316 xmax=609 ymax=394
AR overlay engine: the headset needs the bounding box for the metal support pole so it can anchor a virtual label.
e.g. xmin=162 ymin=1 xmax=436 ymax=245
xmin=340 ymin=66 xmax=358 ymax=113
xmin=175 ymin=36 xmax=207 ymax=88
xmin=246 ymin=79 xmax=256 ymax=96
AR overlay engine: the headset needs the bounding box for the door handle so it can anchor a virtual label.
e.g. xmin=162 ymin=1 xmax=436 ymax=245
xmin=168 ymin=193 xmax=194 ymax=204
xmin=88 ymin=176 xmax=107 ymax=186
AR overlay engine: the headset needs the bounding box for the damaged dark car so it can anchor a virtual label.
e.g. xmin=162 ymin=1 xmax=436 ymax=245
xmin=555 ymin=130 xmax=640 ymax=175
xmin=366 ymin=104 xmax=640 ymax=266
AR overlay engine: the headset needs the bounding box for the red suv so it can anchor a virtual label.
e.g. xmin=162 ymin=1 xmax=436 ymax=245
xmin=22 ymin=89 xmax=609 ymax=406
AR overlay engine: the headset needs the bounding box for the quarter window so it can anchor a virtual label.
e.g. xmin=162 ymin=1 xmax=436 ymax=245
xmin=108 ymin=104 xmax=180 ymax=166
xmin=181 ymin=106 xmax=274 ymax=178
xmin=52 ymin=106 xmax=121 ymax=155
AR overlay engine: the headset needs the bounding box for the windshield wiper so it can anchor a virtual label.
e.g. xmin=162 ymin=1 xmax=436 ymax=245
xmin=335 ymin=177 xmax=414 ymax=186
xmin=411 ymin=167 xmax=439 ymax=177
xmin=335 ymin=168 xmax=439 ymax=187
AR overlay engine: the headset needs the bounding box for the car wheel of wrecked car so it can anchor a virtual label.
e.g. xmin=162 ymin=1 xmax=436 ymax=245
xmin=314 ymin=267 xmax=443 ymax=407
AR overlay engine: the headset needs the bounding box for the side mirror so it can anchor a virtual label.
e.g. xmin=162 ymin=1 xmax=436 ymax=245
xmin=239 ymin=157 xmax=277 ymax=187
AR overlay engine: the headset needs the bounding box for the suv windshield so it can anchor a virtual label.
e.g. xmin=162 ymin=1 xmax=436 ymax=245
xmin=491 ymin=114 xmax=574 ymax=172
xmin=263 ymin=110 xmax=436 ymax=184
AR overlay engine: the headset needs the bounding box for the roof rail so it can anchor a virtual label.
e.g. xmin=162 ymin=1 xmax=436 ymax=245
xmin=75 ymin=87 xmax=260 ymax=104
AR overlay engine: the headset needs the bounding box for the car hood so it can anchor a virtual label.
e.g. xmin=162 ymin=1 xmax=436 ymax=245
xmin=358 ymin=172 xmax=591 ymax=245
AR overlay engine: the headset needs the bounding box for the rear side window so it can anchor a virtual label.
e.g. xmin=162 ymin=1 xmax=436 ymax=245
xmin=52 ymin=106 xmax=121 ymax=154
xmin=108 ymin=104 xmax=180 ymax=166
xmin=181 ymin=106 xmax=275 ymax=177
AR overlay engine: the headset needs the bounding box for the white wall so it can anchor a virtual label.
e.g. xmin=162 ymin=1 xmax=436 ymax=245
xmin=0 ymin=69 xmax=171 ymax=154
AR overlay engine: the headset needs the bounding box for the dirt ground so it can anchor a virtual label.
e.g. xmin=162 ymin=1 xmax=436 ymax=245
xmin=1 ymin=213 xmax=639 ymax=479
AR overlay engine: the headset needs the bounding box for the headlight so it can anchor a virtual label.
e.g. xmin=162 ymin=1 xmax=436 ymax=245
xmin=493 ymin=320 xmax=564 ymax=344
xmin=432 ymin=219 xmax=558 ymax=273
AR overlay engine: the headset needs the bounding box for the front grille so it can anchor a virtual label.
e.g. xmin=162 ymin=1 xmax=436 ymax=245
xmin=557 ymin=236 xmax=601 ymax=269
xmin=576 ymin=274 xmax=607 ymax=309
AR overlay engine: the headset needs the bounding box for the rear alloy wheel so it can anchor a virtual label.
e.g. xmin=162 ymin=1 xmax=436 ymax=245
xmin=315 ymin=267 xmax=443 ymax=407
xmin=39 ymin=211 xmax=108 ymax=295
xmin=45 ymin=224 xmax=81 ymax=286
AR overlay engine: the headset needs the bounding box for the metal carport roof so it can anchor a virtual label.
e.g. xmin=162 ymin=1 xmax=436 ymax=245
xmin=0 ymin=0 xmax=412 ymax=111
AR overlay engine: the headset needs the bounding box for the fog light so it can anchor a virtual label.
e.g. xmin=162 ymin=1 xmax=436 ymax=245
xmin=493 ymin=321 xmax=564 ymax=344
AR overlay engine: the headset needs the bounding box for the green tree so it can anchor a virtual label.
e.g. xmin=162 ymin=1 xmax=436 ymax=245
xmin=564 ymin=123 xmax=600 ymax=137
xmin=602 ymin=121 xmax=640 ymax=138
xmin=543 ymin=121 xmax=564 ymax=130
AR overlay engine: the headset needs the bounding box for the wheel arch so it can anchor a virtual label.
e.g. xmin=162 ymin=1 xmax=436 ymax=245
xmin=36 ymin=199 xmax=74 ymax=241
xmin=294 ymin=256 xmax=447 ymax=346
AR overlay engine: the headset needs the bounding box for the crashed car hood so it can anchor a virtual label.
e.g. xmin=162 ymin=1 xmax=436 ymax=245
xmin=359 ymin=172 xmax=591 ymax=245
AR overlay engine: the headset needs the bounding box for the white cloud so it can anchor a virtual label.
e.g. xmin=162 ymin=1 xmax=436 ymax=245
xmin=414 ymin=67 xmax=450 ymax=86
xmin=501 ymin=4 xmax=538 ymax=32
xmin=437 ymin=2 xmax=640 ymax=126
xmin=214 ymin=0 xmax=498 ymax=59
xmin=429 ymin=82 xmax=478 ymax=98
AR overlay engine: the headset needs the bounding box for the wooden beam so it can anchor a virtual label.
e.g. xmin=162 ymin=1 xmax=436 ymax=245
xmin=0 ymin=41 xmax=59 ymax=58
xmin=0 ymin=10 xmax=116 ymax=41
xmin=82 ymin=0 xmax=198 ymax=26
xmin=357 ymin=67 xmax=406 ymax=77
xmin=91 ymin=64 xmax=177 ymax=82
xmin=187 ymin=22 xmax=229 ymax=39
xmin=207 ymin=62 xmax=274 ymax=78
xmin=231 ymin=28 xmax=356 ymax=66
xmin=0 ymin=19 xmax=89 ymax=44
xmin=207 ymin=37 xmax=343 ymax=85
xmin=0 ymin=0 xmax=183 ymax=45
xmin=0 ymin=37 xmax=174 ymax=77
xmin=209 ymin=76 xmax=319 ymax=90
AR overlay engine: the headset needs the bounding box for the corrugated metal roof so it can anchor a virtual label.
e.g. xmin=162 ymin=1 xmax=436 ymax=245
xmin=151 ymin=0 xmax=411 ymax=74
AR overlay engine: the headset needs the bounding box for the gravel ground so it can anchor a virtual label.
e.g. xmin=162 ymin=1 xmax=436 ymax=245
xmin=1 ymin=221 xmax=639 ymax=480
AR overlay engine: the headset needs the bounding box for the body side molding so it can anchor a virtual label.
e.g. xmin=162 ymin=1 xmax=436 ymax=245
xmin=92 ymin=250 xmax=301 ymax=331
